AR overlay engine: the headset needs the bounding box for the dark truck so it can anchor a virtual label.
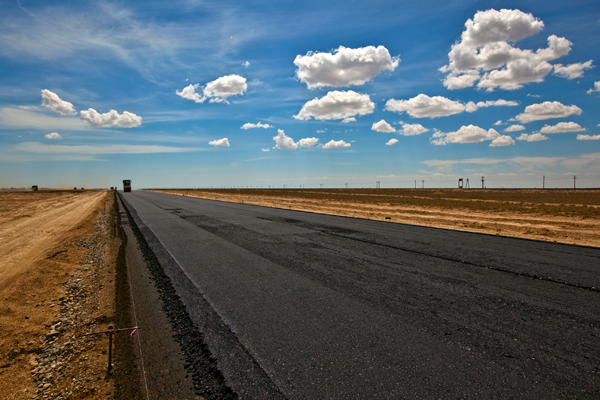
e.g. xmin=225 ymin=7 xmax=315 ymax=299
xmin=123 ymin=179 xmax=132 ymax=192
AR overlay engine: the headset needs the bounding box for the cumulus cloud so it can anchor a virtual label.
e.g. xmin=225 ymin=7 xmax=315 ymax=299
xmin=342 ymin=117 xmax=356 ymax=123
xmin=440 ymin=9 xmax=579 ymax=91
xmin=465 ymin=99 xmax=519 ymax=112
xmin=273 ymin=129 xmax=298 ymax=151
xmin=294 ymin=90 xmax=374 ymax=121
xmin=514 ymin=101 xmax=582 ymax=123
xmin=41 ymin=89 xmax=76 ymax=115
xmin=517 ymin=133 xmax=548 ymax=141
xmin=539 ymin=121 xmax=585 ymax=134
xmin=176 ymin=74 xmax=247 ymax=104
xmin=490 ymin=135 xmax=515 ymax=146
xmin=504 ymin=124 xmax=525 ymax=132
xmin=372 ymin=119 xmax=395 ymax=133
xmin=398 ymin=122 xmax=428 ymax=136
xmin=176 ymin=84 xmax=204 ymax=103
xmin=297 ymin=137 xmax=320 ymax=148
xmin=272 ymin=130 xmax=319 ymax=150
xmin=80 ymin=108 xmax=142 ymax=128
xmin=431 ymin=124 xmax=501 ymax=145
xmin=385 ymin=138 xmax=398 ymax=146
xmin=44 ymin=132 xmax=62 ymax=139
xmin=386 ymin=94 xmax=465 ymax=118
xmin=322 ymin=139 xmax=351 ymax=149
xmin=209 ymin=138 xmax=230 ymax=147
xmin=493 ymin=120 xmax=503 ymax=125
xmin=241 ymin=122 xmax=272 ymax=129
xmin=587 ymin=81 xmax=600 ymax=94
xmin=294 ymin=45 xmax=399 ymax=89
xmin=577 ymin=134 xmax=600 ymax=141
xmin=553 ymin=61 xmax=594 ymax=79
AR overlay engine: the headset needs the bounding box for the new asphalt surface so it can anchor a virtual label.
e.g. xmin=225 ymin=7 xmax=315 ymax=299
xmin=121 ymin=190 xmax=600 ymax=399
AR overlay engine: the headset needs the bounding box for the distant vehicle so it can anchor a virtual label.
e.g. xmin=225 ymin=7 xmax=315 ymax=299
xmin=123 ymin=179 xmax=132 ymax=192
xmin=31 ymin=185 xmax=38 ymax=191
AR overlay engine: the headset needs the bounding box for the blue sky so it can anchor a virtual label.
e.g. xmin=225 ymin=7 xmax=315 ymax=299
xmin=1 ymin=0 xmax=599 ymax=189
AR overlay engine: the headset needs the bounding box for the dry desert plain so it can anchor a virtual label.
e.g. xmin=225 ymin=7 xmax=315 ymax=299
xmin=152 ymin=188 xmax=600 ymax=248
xmin=1 ymin=187 xmax=599 ymax=398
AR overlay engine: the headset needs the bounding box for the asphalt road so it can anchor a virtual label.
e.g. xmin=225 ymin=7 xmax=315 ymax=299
xmin=121 ymin=190 xmax=600 ymax=399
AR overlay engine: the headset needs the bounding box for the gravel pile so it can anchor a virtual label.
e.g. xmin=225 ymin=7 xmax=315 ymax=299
xmin=28 ymin=200 xmax=116 ymax=399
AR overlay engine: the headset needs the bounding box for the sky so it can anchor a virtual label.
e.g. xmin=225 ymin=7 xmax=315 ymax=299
xmin=1 ymin=0 xmax=599 ymax=189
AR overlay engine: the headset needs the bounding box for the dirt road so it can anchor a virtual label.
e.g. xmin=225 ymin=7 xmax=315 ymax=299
xmin=151 ymin=188 xmax=600 ymax=248
xmin=0 ymin=190 xmax=120 ymax=399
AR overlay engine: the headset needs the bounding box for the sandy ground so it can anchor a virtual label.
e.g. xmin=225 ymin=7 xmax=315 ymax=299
xmin=151 ymin=188 xmax=600 ymax=248
xmin=0 ymin=190 xmax=119 ymax=399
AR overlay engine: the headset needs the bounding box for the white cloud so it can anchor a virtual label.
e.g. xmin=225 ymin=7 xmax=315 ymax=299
xmin=243 ymin=61 xmax=250 ymax=68
xmin=204 ymin=75 xmax=247 ymax=103
xmin=514 ymin=101 xmax=582 ymax=123
xmin=539 ymin=122 xmax=585 ymax=134
xmin=44 ymin=132 xmax=62 ymax=139
xmin=294 ymin=45 xmax=399 ymax=89
xmin=342 ymin=117 xmax=356 ymax=123
xmin=398 ymin=122 xmax=428 ymax=136
xmin=385 ymin=94 xmax=464 ymax=118
xmin=493 ymin=120 xmax=503 ymax=125
xmin=272 ymin=129 xmax=320 ymax=150
xmin=261 ymin=148 xmax=270 ymax=152
xmin=80 ymin=108 xmax=142 ymax=128
xmin=587 ymin=81 xmax=600 ymax=94
xmin=176 ymin=84 xmax=204 ymax=103
xmin=41 ymin=89 xmax=76 ymax=115
xmin=465 ymin=99 xmax=519 ymax=112
xmin=431 ymin=124 xmax=501 ymax=145
xmin=297 ymin=137 xmax=320 ymax=148
xmin=504 ymin=124 xmax=525 ymax=132
xmin=490 ymin=135 xmax=515 ymax=146
xmin=294 ymin=90 xmax=374 ymax=121
xmin=322 ymin=139 xmax=351 ymax=149
xmin=385 ymin=138 xmax=398 ymax=146
xmin=176 ymin=74 xmax=247 ymax=104
xmin=553 ymin=60 xmax=594 ymax=79
xmin=273 ymin=129 xmax=298 ymax=151
xmin=517 ymin=133 xmax=548 ymax=141
xmin=577 ymin=134 xmax=600 ymax=141
xmin=372 ymin=119 xmax=395 ymax=133
xmin=209 ymin=138 xmax=230 ymax=147
xmin=440 ymin=9 xmax=578 ymax=91
xmin=241 ymin=122 xmax=272 ymax=129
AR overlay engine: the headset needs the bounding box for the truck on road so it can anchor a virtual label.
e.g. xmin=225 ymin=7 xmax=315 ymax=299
xmin=123 ymin=179 xmax=132 ymax=192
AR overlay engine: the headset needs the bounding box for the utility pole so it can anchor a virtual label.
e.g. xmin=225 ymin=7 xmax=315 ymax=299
xmin=422 ymin=180 xmax=424 ymax=189
xmin=376 ymin=181 xmax=380 ymax=189
xmin=543 ymin=175 xmax=545 ymax=189
xmin=481 ymin=176 xmax=485 ymax=189
xmin=574 ymin=175 xmax=577 ymax=189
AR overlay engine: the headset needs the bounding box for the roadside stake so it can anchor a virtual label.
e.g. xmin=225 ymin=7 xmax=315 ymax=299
xmin=79 ymin=325 xmax=139 ymax=373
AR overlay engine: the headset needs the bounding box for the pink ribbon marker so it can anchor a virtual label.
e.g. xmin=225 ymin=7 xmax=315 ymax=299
xmin=130 ymin=327 xmax=137 ymax=337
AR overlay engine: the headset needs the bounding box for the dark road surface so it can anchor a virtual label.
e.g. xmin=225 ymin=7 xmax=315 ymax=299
xmin=121 ymin=190 xmax=600 ymax=399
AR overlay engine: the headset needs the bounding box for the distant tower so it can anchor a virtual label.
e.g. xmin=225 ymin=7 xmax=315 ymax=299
xmin=458 ymin=178 xmax=463 ymax=189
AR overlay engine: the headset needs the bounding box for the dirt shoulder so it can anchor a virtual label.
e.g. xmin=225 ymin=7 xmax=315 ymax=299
xmin=150 ymin=188 xmax=600 ymax=248
xmin=0 ymin=190 xmax=131 ymax=399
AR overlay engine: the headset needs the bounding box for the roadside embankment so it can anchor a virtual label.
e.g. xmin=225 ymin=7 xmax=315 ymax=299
xmin=0 ymin=190 xmax=140 ymax=399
